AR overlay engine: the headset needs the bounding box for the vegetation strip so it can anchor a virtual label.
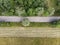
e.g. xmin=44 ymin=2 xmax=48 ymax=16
xmin=0 ymin=27 xmax=60 ymax=37
xmin=0 ymin=0 xmax=56 ymax=16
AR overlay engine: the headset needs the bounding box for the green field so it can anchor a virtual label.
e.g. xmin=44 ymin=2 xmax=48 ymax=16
xmin=0 ymin=37 xmax=60 ymax=45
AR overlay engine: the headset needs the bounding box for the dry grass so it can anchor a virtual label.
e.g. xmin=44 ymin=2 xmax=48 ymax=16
xmin=0 ymin=37 xmax=60 ymax=45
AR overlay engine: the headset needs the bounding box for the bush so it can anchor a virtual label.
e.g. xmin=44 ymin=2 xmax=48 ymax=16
xmin=21 ymin=18 xmax=30 ymax=26
xmin=50 ymin=19 xmax=60 ymax=27
xmin=50 ymin=19 xmax=58 ymax=27
xmin=56 ymin=20 xmax=60 ymax=27
xmin=56 ymin=0 xmax=60 ymax=6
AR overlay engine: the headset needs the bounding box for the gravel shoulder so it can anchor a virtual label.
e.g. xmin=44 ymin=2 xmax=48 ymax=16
xmin=0 ymin=27 xmax=60 ymax=38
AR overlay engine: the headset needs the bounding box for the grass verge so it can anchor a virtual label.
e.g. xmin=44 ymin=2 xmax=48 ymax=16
xmin=0 ymin=22 xmax=50 ymax=27
xmin=0 ymin=22 xmax=59 ymax=28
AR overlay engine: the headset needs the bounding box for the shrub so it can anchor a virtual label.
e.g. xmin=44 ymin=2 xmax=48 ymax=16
xmin=56 ymin=20 xmax=60 ymax=27
xmin=50 ymin=19 xmax=58 ymax=27
xmin=21 ymin=18 xmax=30 ymax=26
xmin=50 ymin=19 xmax=60 ymax=27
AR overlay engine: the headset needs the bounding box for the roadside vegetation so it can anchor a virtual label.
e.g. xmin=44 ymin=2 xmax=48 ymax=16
xmin=21 ymin=18 xmax=30 ymax=26
xmin=0 ymin=20 xmax=60 ymax=27
xmin=50 ymin=19 xmax=60 ymax=27
xmin=0 ymin=0 xmax=57 ymax=16
xmin=54 ymin=0 xmax=60 ymax=16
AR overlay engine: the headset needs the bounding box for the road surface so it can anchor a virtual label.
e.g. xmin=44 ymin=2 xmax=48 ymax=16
xmin=0 ymin=16 xmax=60 ymax=22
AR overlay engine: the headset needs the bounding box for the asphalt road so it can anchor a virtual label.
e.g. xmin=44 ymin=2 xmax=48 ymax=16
xmin=0 ymin=16 xmax=60 ymax=22
xmin=0 ymin=27 xmax=60 ymax=38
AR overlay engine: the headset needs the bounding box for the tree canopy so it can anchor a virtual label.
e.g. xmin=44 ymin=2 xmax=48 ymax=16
xmin=0 ymin=0 xmax=56 ymax=16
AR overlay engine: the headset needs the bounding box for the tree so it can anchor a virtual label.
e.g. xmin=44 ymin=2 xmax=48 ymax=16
xmin=0 ymin=0 xmax=55 ymax=16
xmin=17 ymin=0 xmax=46 ymax=16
